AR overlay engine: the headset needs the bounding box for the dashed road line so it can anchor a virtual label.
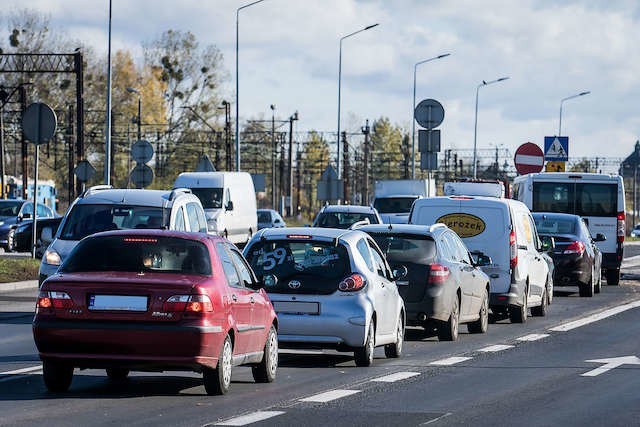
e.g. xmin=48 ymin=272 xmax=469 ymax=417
xmin=422 ymin=412 xmax=453 ymax=425
xmin=429 ymin=356 xmax=472 ymax=366
xmin=516 ymin=333 xmax=549 ymax=342
xmin=371 ymin=371 xmax=421 ymax=383
xmin=477 ymin=344 xmax=514 ymax=352
xmin=0 ymin=365 xmax=42 ymax=376
xmin=299 ymin=389 xmax=361 ymax=403
xmin=213 ymin=411 xmax=286 ymax=426
xmin=550 ymin=300 xmax=640 ymax=332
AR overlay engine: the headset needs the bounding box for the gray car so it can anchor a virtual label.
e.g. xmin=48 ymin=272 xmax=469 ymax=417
xmin=243 ymin=227 xmax=405 ymax=366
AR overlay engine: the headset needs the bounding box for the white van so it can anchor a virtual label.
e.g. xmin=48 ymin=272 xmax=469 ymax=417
xmin=409 ymin=196 xmax=551 ymax=323
xmin=173 ymin=172 xmax=257 ymax=245
xmin=512 ymin=172 xmax=625 ymax=286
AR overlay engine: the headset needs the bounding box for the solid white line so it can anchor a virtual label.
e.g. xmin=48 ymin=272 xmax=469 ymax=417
xmin=299 ymin=389 xmax=360 ymax=403
xmin=516 ymin=334 xmax=549 ymax=342
xmin=429 ymin=357 xmax=472 ymax=366
xmin=371 ymin=371 xmax=421 ymax=383
xmin=0 ymin=365 xmax=42 ymax=376
xmin=550 ymin=300 xmax=640 ymax=332
xmin=477 ymin=344 xmax=514 ymax=352
xmin=215 ymin=411 xmax=286 ymax=426
xmin=422 ymin=412 xmax=453 ymax=425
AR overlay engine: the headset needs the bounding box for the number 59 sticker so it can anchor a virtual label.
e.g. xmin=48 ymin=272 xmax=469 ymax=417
xmin=263 ymin=247 xmax=288 ymax=270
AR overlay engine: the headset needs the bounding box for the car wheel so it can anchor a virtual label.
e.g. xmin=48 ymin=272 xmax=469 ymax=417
xmin=509 ymin=287 xmax=527 ymax=324
xmin=105 ymin=367 xmax=129 ymax=380
xmin=252 ymin=325 xmax=278 ymax=383
xmin=384 ymin=314 xmax=404 ymax=358
xmin=594 ymin=266 xmax=602 ymax=294
xmin=43 ymin=360 xmax=73 ymax=392
xmin=203 ymin=335 xmax=233 ymax=395
xmin=579 ymin=273 xmax=594 ymax=297
xmin=438 ymin=296 xmax=460 ymax=341
xmin=468 ymin=289 xmax=489 ymax=333
xmin=6 ymin=229 xmax=16 ymax=253
xmin=354 ymin=321 xmax=375 ymax=367
xmin=606 ymin=268 xmax=620 ymax=286
xmin=531 ymin=287 xmax=548 ymax=317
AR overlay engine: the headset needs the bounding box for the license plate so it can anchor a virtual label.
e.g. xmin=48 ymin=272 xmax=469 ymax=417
xmin=89 ymin=295 xmax=148 ymax=311
xmin=272 ymin=301 xmax=319 ymax=315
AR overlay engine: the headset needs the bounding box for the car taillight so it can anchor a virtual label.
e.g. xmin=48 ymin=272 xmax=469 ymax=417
xmin=428 ymin=263 xmax=450 ymax=284
xmin=617 ymin=211 xmax=625 ymax=243
xmin=564 ymin=241 xmax=585 ymax=255
xmin=163 ymin=295 xmax=213 ymax=313
xmin=339 ymin=274 xmax=366 ymax=292
xmin=37 ymin=291 xmax=73 ymax=311
xmin=509 ymin=230 xmax=518 ymax=269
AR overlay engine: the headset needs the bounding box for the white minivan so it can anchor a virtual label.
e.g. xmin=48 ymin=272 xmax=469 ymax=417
xmin=410 ymin=196 xmax=551 ymax=323
xmin=512 ymin=172 xmax=625 ymax=286
xmin=173 ymin=172 xmax=257 ymax=245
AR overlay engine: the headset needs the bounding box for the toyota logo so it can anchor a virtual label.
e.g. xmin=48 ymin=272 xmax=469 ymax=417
xmin=288 ymin=280 xmax=301 ymax=289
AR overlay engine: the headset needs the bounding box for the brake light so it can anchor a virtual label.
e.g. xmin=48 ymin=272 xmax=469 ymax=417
xmin=509 ymin=230 xmax=518 ymax=269
xmin=163 ymin=295 xmax=213 ymax=313
xmin=428 ymin=263 xmax=450 ymax=284
xmin=37 ymin=291 xmax=74 ymax=310
xmin=339 ymin=274 xmax=366 ymax=292
xmin=564 ymin=241 xmax=585 ymax=255
xmin=617 ymin=211 xmax=625 ymax=243
xmin=123 ymin=237 xmax=158 ymax=243
xmin=36 ymin=291 xmax=53 ymax=311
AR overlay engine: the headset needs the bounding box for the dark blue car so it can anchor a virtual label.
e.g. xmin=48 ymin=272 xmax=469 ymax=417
xmin=0 ymin=199 xmax=56 ymax=252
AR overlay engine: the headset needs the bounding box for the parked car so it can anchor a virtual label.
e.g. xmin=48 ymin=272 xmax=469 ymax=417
xmin=0 ymin=199 xmax=56 ymax=252
xmin=533 ymin=212 xmax=604 ymax=297
xmin=243 ymin=227 xmax=405 ymax=366
xmin=359 ymin=223 xmax=492 ymax=341
xmin=33 ymin=230 xmax=278 ymax=395
xmin=257 ymin=209 xmax=286 ymax=230
xmin=312 ymin=205 xmax=382 ymax=229
xmin=410 ymin=196 xmax=551 ymax=323
xmin=38 ymin=186 xmax=208 ymax=284
xmin=13 ymin=217 xmax=63 ymax=256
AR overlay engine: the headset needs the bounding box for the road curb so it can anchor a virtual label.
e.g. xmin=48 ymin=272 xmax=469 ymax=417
xmin=0 ymin=280 xmax=39 ymax=293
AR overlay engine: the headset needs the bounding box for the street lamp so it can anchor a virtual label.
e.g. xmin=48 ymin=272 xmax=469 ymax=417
xmin=472 ymin=76 xmax=510 ymax=179
xmin=337 ymin=23 xmax=379 ymax=181
xmin=126 ymin=87 xmax=142 ymax=141
xmin=559 ymin=91 xmax=590 ymax=136
xmin=411 ymin=53 xmax=450 ymax=179
xmin=270 ymin=104 xmax=276 ymax=209
xmin=236 ymin=0 xmax=266 ymax=173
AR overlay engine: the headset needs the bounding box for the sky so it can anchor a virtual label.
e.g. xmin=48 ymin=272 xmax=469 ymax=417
xmin=2 ymin=0 xmax=640 ymax=169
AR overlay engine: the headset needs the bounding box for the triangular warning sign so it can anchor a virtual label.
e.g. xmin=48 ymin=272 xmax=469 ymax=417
xmin=546 ymin=137 xmax=567 ymax=159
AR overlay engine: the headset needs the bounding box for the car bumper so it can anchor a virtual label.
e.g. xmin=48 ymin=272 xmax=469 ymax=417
xmin=489 ymin=279 xmax=525 ymax=309
xmin=550 ymin=254 xmax=591 ymax=285
xmin=403 ymin=285 xmax=454 ymax=324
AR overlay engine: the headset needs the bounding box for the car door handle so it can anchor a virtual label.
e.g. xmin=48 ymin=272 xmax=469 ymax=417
xmin=231 ymin=294 xmax=238 ymax=302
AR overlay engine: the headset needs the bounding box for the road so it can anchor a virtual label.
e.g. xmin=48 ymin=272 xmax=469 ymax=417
xmin=1 ymin=245 xmax=639 ymax=426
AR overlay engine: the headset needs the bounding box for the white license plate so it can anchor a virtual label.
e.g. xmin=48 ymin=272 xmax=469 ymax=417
xmin=272 ymin=301 xmax=319 ymax=315
xmin=89 ymin=295 xmax=148 ymax=311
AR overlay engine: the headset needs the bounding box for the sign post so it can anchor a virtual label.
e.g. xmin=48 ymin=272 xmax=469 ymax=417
xmin=514 ymin=142 xmax=544 ymax=175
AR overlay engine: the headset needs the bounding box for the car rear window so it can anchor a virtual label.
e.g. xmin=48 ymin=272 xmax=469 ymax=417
xmin=59 ymin=235 xmax=211 ymax=275
xmin=533 ymin=217 xmax=576 ymax=235
xmin=369 ymin=233 xmax=436 ymax=265
xmin=245 ymin=240 xmax=350 ymax=294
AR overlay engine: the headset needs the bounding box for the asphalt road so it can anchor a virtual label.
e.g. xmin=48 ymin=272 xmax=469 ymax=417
xmin=1 ymin=246 xmax=639 ymax=426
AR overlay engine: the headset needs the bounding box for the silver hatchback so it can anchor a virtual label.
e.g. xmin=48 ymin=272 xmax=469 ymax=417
xmin=243 ymin=227 xmax=405 ymax=366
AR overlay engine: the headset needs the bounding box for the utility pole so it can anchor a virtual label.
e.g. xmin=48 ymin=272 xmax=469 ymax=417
xmin=67 ymin=104 xmax=75 ymax=203
xmin=342 ymin=131 xmax=349 ymax=203
xmin=288 ymin=111 xmax=298 ymax=216
xmin=270 ymin=104 xmax=276 ymax=209
xmin=362 ymin=120 xmax=370 ymax=205
xmin=279 ymin=132 xmax=286 ymax=214
xmin=296 ymin=148 xmax=302 ymax=218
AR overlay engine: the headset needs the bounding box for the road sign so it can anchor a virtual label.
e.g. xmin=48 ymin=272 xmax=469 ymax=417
xmin=514 ymin=142 xmax=544 ymax=175
xmin=130 ymin=164 xmax=154 ymax=188
xmin=418 ymin=130 xmax=441 ymax=152
xmin=544 ymin=136 xmax=569 ymax=161
xmin=545 ymin=161 xmax=566 ymax=172
xmin=22 ymin=103 xmax=57 ymax=145
xmin=131 ymin=140 xmax=154 ymax=163
xmin=420 ymin=152 xmax=438 ymax=170
xmin=414 ymin=99 xmax=444 ymax=129
xmin=74 ymin=160 xmax=96 ymax=182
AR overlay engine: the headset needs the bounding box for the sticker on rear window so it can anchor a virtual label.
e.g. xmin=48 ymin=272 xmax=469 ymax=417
xmin=436 ymin=213 xmax=486 ymax=238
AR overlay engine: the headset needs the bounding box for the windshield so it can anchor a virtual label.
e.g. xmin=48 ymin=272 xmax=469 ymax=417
xmin=190 ymin=188 xmax=223 ymax=209
xmin=0 ymin=201 xmax=24 ymax=217
xmin=60 ymin=204 xmax=166 ymax=240
xmin=370 ymin=233 xmax=436 ymax=265
xmin=60 ymin=235 xmax=211 ymax=275
xmin=373 ymin=197 xmax=417 ymax=214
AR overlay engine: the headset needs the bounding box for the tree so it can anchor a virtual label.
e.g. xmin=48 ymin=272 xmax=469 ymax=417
xmin=300 ymin=131 xmax=330 ymax=216
xmin=370 ymin=117 xmax=405 ymax=180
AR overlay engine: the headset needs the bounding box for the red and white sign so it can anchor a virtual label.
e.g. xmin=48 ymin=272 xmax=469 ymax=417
xmin=514 ymin=142 xmax=544 ymax=175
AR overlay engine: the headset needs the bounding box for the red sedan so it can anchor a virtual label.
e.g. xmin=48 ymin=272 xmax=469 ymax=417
xmin=33 ymin=230 xmax=278 ymax=395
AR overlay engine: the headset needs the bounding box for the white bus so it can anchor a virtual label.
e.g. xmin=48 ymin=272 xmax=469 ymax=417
xmin=512 ymin=172 xmax=625 ymax=286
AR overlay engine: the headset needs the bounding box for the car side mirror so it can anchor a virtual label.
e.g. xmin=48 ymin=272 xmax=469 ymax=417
xmin=274 ymin=218 xmax=281 ymax=224
xmin=226 ymin=201 xmax=234 ymax=211
xmin=471 ymin=251 xmax=492 ymax=267
xmin=392 ymin=265 xmax=408 ymax=280
xmin=21 ymin=213 xmax=32 ymax=220
xmin=41 ymin=226 xmax=54 ymax=244
xmin=594 ymin=233 xmax=606 ymax=242
xmin=540 ymin=235 xmax=555 ymax=252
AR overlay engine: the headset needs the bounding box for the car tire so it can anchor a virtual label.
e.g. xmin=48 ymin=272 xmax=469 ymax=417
xmin=468 ymin=289 xmax=489 ymax=334
xmin=509 ymin=287 xmax=528 ymax=324
xmin=354 ymin=321 xmax=375 ymax=367
xmin=579 ymin=273 xmax=595 ymax=297
xmin=105 ymin=367 xmax=129 ymax=380
xmin=594 ymin=267 xmax=602 ymax=294
xmin=384 ymin=314 xmax=404 ymax=358
xmin=606 ymin=268 xmax=620 ymax=286
xmin=203 ymin=335 xmax=233 ymax=395
xmin=531 ymin=287 xmax=548 ymax=317
xmin=6 ymin=229 xmax=16 ymax=253
xmin=438 ymin=296 xmax=460 ymax=341
xmin=252 ymin=325 xmax=278 ymax=383
xmin=43 ymin=360 xmax=73 ymax=392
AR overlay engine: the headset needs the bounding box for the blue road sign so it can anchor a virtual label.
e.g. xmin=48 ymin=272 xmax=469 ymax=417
xmin=544 ymin=136 xmax=569 ymax=161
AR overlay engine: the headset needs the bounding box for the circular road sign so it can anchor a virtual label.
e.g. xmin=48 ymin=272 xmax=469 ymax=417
xmin=74 ymin=160 xmax=96 ymax=182
xmin=131 ymin=140 xmax=154 ymax=163
xmin=514 ymin=142 xmax=544 ymax=175
xmin=414 ymin=98 xmax=445 ymax=129
xmin=130 ymin=164 xmax=154 ymax=188
xmin=22 ymin=102 xmax=57 ymax=145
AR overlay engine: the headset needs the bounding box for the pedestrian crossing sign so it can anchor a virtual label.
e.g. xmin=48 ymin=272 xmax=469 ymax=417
xmin=544 ymin=136 xmax=569 ymax=161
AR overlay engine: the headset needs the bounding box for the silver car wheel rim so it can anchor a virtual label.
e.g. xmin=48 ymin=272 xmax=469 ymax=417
xmin=367 ymin=325 xmax=374 ymax=361
xmin=397 ymin=321 xmax=403 ymax=353
xmin=222 ymin=340 xmax=232 ymax=386
xmin=268 ymin=331 xmax=278 ymax=376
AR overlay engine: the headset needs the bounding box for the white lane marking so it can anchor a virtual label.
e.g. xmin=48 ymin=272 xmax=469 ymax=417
xmin=550 ymin=300 xmax=640 ymax=332
xmin=215 ymin=411 xmax=286 ymax=426
xmin=0 ymin=365 xmax=42 ymax=376
xmin=516 ymin=334 xmax=549 ymax=342
xmin=371 ymin=371 xmax=421 ymax=383
xmin=429 ymin=357 xmax=472 ymax=366
xmin=581 ymin=356 xmax=640 ymax=377
xmin=299 ymin=389 xmax=360 ymax=403
xmin=477 ymin=344 xmax=514 ymax=352
xmin=621 ymin=254 xmax=640 ymax=265
xmin=422 ymin=412 xmax=453 ymax=425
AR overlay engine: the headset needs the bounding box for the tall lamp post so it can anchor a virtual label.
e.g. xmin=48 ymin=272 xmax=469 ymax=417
xmin=411 ymin=53 xmax=450 ymax=179
xmin=337 ymin=23 xmax=379 ymax=181
xmin=473 ymin=76 xmax=509 ymax=179
xmin=270 ymin=104 xmax=276 ymax=209
xmin=559 ymin=91 xmax=590 ymax=136
xmin=126 ymin=87 xmax=142 ymax=141
xmin=236 ymin=0 xmax=266 ymax=173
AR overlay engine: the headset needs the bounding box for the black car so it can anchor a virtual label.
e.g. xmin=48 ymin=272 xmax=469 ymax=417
xmin=533 ymin=212 xmax=605 ymax=297
xmin=0 ymin=199 xmax=56 ymax=252
xmin=13 ymin=216 xmax=63 ymax=256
